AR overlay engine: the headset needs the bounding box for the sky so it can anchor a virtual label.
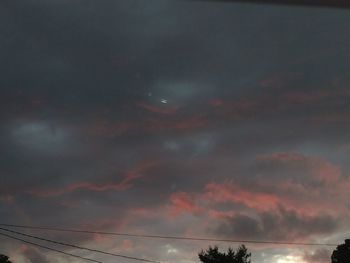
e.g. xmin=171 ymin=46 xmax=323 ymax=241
xmin=1 ymin=0 xmax=350 ymax=263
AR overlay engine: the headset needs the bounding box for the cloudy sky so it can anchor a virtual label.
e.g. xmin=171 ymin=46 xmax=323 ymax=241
xmin=1 ymin=0 xmax=350 ymax=263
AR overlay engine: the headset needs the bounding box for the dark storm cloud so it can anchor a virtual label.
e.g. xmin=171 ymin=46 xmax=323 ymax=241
xmin=1 ymin=0 xmax=350 ymax=120
xmin=213 ymin=207 xmax=338 ymax=241
xmin=1 ymin=0 xmax=350 ymax=263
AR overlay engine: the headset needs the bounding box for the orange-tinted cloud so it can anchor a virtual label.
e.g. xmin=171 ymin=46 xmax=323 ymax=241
xmin=207 ymin=89 xmax=350 ymax=124
xmin=121 ymin=239 xmax=134 ymax=251
xmin=204 ymin=182 xmax=279 ymax=211
xmin=209 ymin=99 xmax=224 ymax=107
xmin=28 ymin=160 xmax=158 ymax=197
xmin=168 ymin=192 xmax=202 ymax=217
xmin=257 ymin=151 xmax=342 ymax=184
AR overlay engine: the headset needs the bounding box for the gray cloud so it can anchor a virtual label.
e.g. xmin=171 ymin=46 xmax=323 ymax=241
xmin=303 ymin=248 xmax=331 ymax=263
xmin=213 ymin=207 xmax=338 ymax=241
xmin=1 ymin=1 xmax=350 ymax=263
xmin=21 ymin=247 xmax=49 ymax=263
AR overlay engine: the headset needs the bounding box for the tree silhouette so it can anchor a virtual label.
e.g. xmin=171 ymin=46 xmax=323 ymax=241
xmin=199 ymin=245 xmax=251 ymax=263
xmin=332 ymin=239 xmax=350 ymax=263
xmin=0 ymin=254 xmax=12 ymax=263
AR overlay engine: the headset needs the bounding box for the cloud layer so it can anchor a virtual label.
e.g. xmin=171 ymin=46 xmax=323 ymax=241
xmin=1 ymin=1 xmax=350 ymax=263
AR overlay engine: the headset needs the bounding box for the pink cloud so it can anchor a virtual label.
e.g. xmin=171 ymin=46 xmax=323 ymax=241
xmin=208 ymin=209 xmax=236 ymax=219
xmin=93 ymin=233 xmax=109 ymax=243
xmin=121 ymin=239 xmax=134 ymax=251
xmin=168 ymin=192 xmax=202 ymax=217
xmin=257 ymin=151 xmax=308 ymax=163
xmin=204 ymin=182 xmax=279 ymax=211
xmin=257 ymin=151 xmax=342 ymax=184
xmin=209 ymin=99 xmax=224 ymax=107
xmin=28 ymin=160 xmax=158 ymax=197
xmin=27 ymin=181 xmax=131 ymax=197
xmin=206 ymin=89 xmax=350 ymax=124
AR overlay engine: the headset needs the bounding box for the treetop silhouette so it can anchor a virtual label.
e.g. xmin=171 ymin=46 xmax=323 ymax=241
xmin=0 ymin=254 xmax=12 ymax=263
xmin=332 ymin=239 xmax=350 ymax=263
xmin=199 ymin=245 xmax=251 ymax=263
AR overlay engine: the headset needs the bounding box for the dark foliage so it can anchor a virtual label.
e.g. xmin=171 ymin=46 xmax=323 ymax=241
xmin=199 ymin=245 xmax=251 ymax=263
xmin=332 ymin=239 xmax=350 ymax=263
xmin=0 ymin=255 xmax=11 ymax=263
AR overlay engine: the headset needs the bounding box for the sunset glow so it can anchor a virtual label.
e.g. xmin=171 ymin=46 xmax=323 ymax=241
xmin=1 ymin=1 xmax=349 ymax=263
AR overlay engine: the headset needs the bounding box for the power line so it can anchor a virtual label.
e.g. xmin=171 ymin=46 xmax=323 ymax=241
xmin=1 ymin=227 xmax=159 ymax=263
xmin=0 ymin=223 xmax=338 ymax=247
xmin=0 ymin=227 xmax=160 ymax=263
xmin=0 ymin=231 xmax=104 ymax=263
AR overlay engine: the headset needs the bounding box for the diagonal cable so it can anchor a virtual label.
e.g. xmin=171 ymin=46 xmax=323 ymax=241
xmin=0 ymin=231 xmax=103 ymax=263
xmin=0 ymin=223 xmax=338 ymax=246
xmin=0 ymin=227 xmax=161 ymax=263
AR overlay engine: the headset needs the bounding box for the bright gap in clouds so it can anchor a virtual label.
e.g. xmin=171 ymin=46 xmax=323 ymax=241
xmin=276 ymin=255 xmax=306 ymax=263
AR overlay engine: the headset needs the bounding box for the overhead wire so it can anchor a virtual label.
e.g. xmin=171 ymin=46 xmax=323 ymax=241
xmin=0 ymin=0 xmax=345 ymax=261
xmin=0 ymin=231 xmax=103 ymax=263
xmin=0 ymin=227 xmax=161 ymax=263
xmin=0 ymin=223 xmax=338 ymax=247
